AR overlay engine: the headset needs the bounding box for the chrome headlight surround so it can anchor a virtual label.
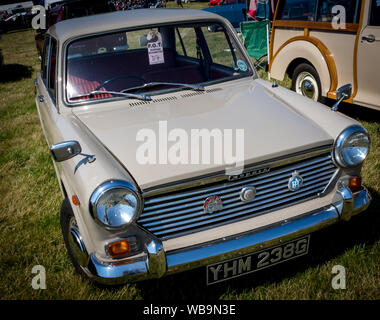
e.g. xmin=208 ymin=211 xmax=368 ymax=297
xmin=334 ymin=125 xmax=370 ymax=168
xmin=89 ymin=180 xmax=143 ymax=229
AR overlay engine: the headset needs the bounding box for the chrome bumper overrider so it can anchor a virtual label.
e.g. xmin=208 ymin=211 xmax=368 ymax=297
xmin=85 ymin=186 xmax=371 ymax=285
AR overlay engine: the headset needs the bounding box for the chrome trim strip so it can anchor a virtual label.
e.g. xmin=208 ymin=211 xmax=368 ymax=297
xmin=319 ymin=168 xmax=342 ymax=196
xmin=143 ymin=145 xmax=334 ymax=197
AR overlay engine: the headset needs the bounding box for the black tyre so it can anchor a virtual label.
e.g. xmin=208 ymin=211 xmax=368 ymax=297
xmin=60 ymin=198 xmax=90 ymax=279
xmin=291 ymin=63 xmax=323 ymax=103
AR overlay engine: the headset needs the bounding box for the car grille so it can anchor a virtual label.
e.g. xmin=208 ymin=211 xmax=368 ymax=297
xmin=137 ymin=151 xmax=337 ymax=240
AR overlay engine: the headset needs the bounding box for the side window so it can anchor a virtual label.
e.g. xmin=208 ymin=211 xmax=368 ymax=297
xmin=202 ymin=26 xmax=237 ymax=68
xmin=175 ymin=27 xmax=198 ymax=59
xmin=369 ymin=0 xmax=380 ymax=26
xmin=278 ymin=0 xmax=316 ymax=21
xmin=41 ymin=37 xmax=50 ymax=83
xmin=48 ymin=38 xmax=57 ymax=102
xmin=316 ymin=0 xmax=361 ymax=23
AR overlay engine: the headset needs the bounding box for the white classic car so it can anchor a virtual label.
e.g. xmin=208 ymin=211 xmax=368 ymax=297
xmin=35 ymin=9 xmax=371 ymax=285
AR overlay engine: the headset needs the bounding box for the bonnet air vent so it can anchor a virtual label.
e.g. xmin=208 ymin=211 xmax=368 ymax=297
xmin=127 ymin=88 xmax=222 ymax=107
xmin=128 ymin=96 xmax=178 ymax=107
xmin=180 ymin=88 xmax=222 ymax=98
xmin=180 ymin=91 xmax=205 ymax=98
xmin=205 ymin=87 xmax=223 ymax=93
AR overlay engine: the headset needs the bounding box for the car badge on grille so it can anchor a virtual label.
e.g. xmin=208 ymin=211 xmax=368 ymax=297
xmin=203 ymin=195 xmax=223 ymax=214
xmin=240 ymin=186 xmax=256 ymax=202
xmin=288 ymin=171 xmax=303 ymax=192
xmin=228 ymin=167 xmax=270 ymax=181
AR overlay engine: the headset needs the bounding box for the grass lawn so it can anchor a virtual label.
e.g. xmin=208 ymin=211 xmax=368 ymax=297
xmin=0 ymin=9 xmax=379 ymax=300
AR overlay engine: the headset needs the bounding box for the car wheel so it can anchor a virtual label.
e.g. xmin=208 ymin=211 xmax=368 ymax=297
xmin=292 ymin=63 xmax=323 ymax=103
xmin=60 ymin=198 xmax=90 ymax=279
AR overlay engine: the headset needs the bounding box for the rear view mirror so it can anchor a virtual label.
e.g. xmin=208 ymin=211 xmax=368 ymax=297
xmin=50 ymin=141 xmax=82 ymax=162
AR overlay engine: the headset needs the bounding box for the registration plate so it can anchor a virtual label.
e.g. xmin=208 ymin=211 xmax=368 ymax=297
xmin=206 ymin=235 xmax=310 ymax=285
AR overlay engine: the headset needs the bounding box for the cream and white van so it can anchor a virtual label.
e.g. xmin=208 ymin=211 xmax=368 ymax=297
xmin=269 ymin=0 xmax=380 ymax=110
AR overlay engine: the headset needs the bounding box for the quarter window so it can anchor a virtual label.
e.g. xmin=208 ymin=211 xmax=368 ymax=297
xmin=369 ymin=0 xmax=380 ymax=26
xmin=41 ymin=37 xmax=50 ymax=82
xmin=175 ymin=27 xmax=198 ymax=59
xmin=48 ymin=38 xmax=57 ymax=101
xmin=202 ymin=26 xmax=238 ymax=68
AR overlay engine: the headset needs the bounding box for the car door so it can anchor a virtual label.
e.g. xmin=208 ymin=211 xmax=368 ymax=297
xmin=355 ymin=0 xmax=380 ymax=109
xmin=36 ymin=36 xmax=61 ymax=147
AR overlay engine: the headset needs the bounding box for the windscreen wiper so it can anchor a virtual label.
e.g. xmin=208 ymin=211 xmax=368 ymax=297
xmin=121 ymin=82 xmax=205 ymax=93
xmin=70 ymin=90 xmax=152 ymax=101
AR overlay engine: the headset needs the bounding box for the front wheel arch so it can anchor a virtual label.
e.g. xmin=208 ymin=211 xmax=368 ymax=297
xmin=60 ymin=198 xmax=91 ymax=280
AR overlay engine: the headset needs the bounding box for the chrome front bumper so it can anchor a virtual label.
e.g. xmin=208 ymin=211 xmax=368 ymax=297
xmin=85 ymin=186 xmax=371 ymax=285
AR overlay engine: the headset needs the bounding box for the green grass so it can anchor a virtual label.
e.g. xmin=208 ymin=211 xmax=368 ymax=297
xmin=0 ymin=19 xmax=379 ymax=300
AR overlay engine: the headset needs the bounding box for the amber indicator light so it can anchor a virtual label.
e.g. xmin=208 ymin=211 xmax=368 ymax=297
xmin=348 ymin=176 xmax=362 ymax=193
xmin=108 ymin=240 xmax=131 ymax=258
xmin=72 ymin=195 xmax=80 ymax=206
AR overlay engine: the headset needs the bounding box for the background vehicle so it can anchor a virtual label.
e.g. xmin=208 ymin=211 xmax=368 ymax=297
xmin=44 ymin=0 xmax=68 ymax=10
xmin=269 ymin=0 xmax=380 ymax=111
xmin=204 ymin=0 xmax=247 ymax=30
xmin=34 ymin=0 xmax=114 ymax=58
xmin=209 ymin=0 xmax=222 ymax=6
xmin=0 ymin=4 xmax=33 ymax=33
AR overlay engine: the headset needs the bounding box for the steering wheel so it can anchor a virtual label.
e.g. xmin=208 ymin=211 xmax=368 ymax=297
xmin=95 ymin=74 xmax=145 ymax=91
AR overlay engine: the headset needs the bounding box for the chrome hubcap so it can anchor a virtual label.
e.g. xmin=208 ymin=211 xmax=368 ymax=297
xmin=295 ymin=72 xmax=319 ymax=101
xmin=301 ymin=80 xmax=315 ymax=99
xmin=68 ymin=217 xmax=89 ymax=268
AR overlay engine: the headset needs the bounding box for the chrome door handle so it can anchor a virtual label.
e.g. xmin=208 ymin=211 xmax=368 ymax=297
xmin=38 ymin=95 xmax=45 ymax=102
xmin=362 ymin=35 xmax=376 ymax=43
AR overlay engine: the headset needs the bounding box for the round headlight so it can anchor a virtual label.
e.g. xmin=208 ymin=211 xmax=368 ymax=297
xmin=334 ymin=125 xmax=370 ymax=168
xmin=90 ymin=180 xmax=142 ymax=229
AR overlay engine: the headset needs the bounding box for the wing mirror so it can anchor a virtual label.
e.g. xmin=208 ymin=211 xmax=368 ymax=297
xmin=50 ymin=141 xmax=82 ymax=162
xmin=332 ymin=84 xmax=352 ymax=111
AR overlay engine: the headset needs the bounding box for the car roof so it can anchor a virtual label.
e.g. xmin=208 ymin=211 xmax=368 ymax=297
xmin=48 ymin=9 xmax=223 ymax=44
